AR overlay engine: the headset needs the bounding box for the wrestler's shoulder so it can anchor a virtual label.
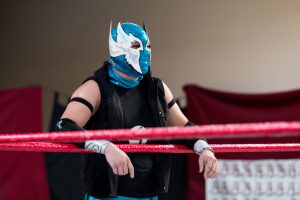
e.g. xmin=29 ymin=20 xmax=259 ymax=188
xmin=71 ymin=80 xmax=101 ymax=100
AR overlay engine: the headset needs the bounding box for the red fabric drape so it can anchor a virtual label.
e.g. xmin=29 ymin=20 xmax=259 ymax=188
xmin=184 ymin=85 xmax=300 ymax=200
xmin=0 ymin=87 xmax=49 ymax=200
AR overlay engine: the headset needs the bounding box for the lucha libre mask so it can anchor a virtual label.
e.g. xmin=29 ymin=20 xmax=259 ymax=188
xmin=108 ymin=22 xmax=151 ymax=88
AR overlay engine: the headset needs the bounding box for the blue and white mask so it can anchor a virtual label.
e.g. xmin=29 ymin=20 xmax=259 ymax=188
xmin=108 ymin=22 xmax=151 ymax=88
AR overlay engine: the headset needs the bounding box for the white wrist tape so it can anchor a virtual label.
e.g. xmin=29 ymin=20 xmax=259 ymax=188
xmin=85 ymin=140 xmax=111 ymax=154
xmin=193 ymin=139 xmax=212 ymax=155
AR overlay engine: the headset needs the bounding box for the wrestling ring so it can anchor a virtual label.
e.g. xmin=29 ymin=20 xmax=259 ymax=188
xmin=1 ymin=120 xmax=300 ymax=200
xmin=0 ymin=121 xmax=300 ymax=153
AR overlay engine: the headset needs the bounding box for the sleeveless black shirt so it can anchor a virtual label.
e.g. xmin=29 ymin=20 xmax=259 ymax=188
xmin=115 ymin=84 xmax=157 ymax=198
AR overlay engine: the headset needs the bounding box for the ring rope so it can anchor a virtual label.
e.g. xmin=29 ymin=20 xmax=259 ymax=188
xmin=0 ymin=121 xmax=300 ymax=143
xmin=0 ymin=142 xmax=300 ymax=153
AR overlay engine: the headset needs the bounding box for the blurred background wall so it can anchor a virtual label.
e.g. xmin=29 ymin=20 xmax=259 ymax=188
xmin=1 ymin=0 xmax=300 ymax=130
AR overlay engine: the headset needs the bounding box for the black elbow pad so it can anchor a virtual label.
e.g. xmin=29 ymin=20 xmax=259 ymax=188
xmin=184 ymin=121 xmax=207 ymax=147
xmin=54 ymin=118 xmax=85 ymax=148
xmin=55 ymin=118 xmax=84 ymax=132
xmin=185 ymin=121 xmax=195 ymax=126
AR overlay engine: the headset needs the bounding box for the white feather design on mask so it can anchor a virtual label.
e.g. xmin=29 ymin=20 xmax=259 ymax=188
xmin=109 ymin=23 xmax=143 ymax=74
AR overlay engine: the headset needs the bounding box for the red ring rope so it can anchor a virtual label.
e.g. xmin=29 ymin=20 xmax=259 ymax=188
xmin=0 ymin=121 xmax=300 ymax=142
xmin=0 ymin=142 xmax=300 ymax=153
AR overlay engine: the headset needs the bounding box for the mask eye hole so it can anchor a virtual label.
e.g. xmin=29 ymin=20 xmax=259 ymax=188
xmin=131 ymin=41 xmax=141 ymax=49
xmin=147 ymin=43 xmax=151 ymax=49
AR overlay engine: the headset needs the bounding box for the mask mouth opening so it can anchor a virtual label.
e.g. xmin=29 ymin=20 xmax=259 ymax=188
xmin=109 ymin=58 xmax=143 ymax=79
xmin=112 ymin=65 xmax=142 ymax=81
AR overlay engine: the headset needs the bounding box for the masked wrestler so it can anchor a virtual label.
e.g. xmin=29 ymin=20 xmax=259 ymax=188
xmin=55 ymin=22 xmax=218 ymax=200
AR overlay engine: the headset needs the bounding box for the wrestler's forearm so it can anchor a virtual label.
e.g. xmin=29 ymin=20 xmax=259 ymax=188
xmin=55 ymin=118 xmax=112 ymax=153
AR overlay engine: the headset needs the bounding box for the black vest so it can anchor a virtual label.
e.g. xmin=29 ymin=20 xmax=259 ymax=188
xmin=82 ymin=62 xmax=171 ymax=198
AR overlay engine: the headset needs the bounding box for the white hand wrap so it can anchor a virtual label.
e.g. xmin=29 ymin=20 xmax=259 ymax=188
xmin=85 ymin=140 xmax=111 ymax=154
xmin=193 ymin=139 xmax=213 ymax=155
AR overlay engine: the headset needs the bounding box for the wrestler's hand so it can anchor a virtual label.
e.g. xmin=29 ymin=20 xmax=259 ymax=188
xmin=104 ymin=143 xmax=135 ymax=178
xmin=198 ymin=149 xmax=219 ymax=179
